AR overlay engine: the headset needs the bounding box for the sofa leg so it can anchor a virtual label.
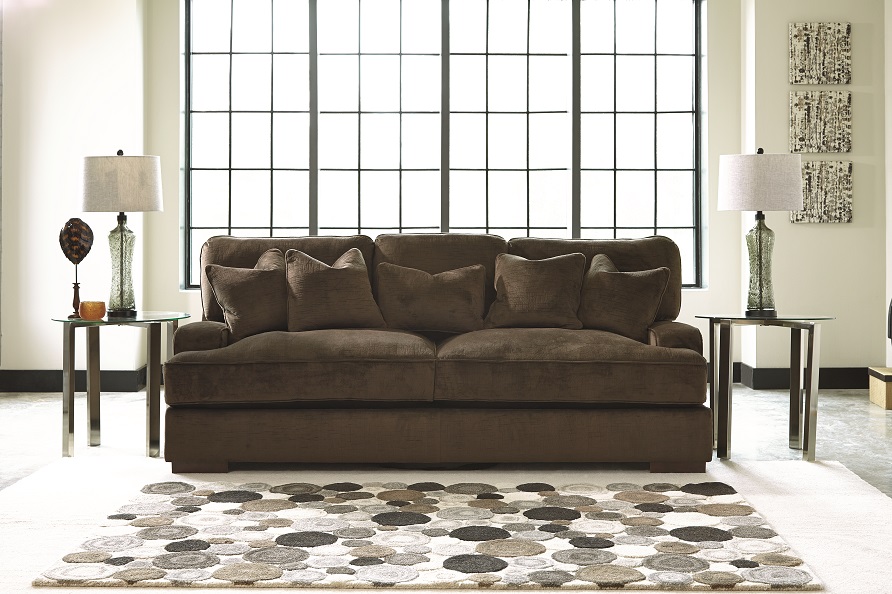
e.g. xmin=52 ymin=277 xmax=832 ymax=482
xmin=649 ymin=461 xmax=706 ymax=473
xmin=170 ymin=460 xmax=230 ymax=473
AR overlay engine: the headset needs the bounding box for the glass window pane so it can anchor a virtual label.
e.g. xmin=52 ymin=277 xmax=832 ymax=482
xmin=273 ymin=170 xmax=309 ymax=227
xmin=360 ymin=171 xmax=400 ymax=227
xmin=529 ymin=171 xmax=569 ymax=229
xmin=360 ymin=114 xmax=400 ymax=169
xmin=529 ymin=0 xmax=570 ymax=54
xmin=231 ymin=55 xmax=271 ymax=112
xmin=450 ymin=114 xmax=486 ymax=169
xmin=402 ymin=114 xmax=440 ymax=169
xmin=319 ymin=114 xmax=358 ymax=168
xmin=580 ymin=228 xmax=615 ymax=239
xmin=402 ymin=0 xmax=441 ymax=54
xmin=580 ymin=171 xmax=615 ymax=227
xmin=580 ymin=114 xmax=614 ymax=169
xmin=616 ymin=228 xmax=653 ymax=239
xmin=529 ymin=56 xmax=569 ymax=112
xmin=318 ymin=171 xmax=358 ymax=228
xmin=232 ymin=171 xmax=271 ymax=228
xmin=657 ymin=56 xmax=693 ymax=112
xmin=488 ymin=171 xmax=527 ymax=228
xmin=402 ymin=171 xmax=441 ymax=228
xmin=580 ymin=0 xmax=613 ymax=54
xmin=657 ymin=171 xmax=694 ymax=227
xmin=657 ymin=0 xmax=694 ymax=55
xmin=488 ymin=0 xmax=528 ymax=54
xmin=191 ymin=55 xmax=230 ymax=112
xmin=657 ymin=113 xmax=694 ymax=170
xmin=232 ymin=0 xmax=271 ymax=52
xmin=273 ymin=0 xmax=308 ymax=52
xmin=402 ymin=56 xmax=441 ymax=112
xmin=273 ymin=54 xmax=309 ymax=111
xmin=616 ymin=114 xmax=654 ymax=169
xmin=616 ymin=0 xmax=655 ymax=54
xmin=488 ymin=56 xmax=527 ymax=112
xmin=360 ymin=55 xmax=400 ymax=112
xmin=488 ymin=114 xmax=527 ymax=169
xmin=231 ymin=113 xmax=271 ymax=168
xmin=190 ymin=170 xmax=229 ymax=228
xmin=273 ymin=228 xmax=310 ymax=237
xmin=191 ymin=113 xmax=230 ymax=168
xmin=231 ymin=228 xmax=273 ymax=238
xmin=580 ymin=56 xmax=614 ymax=112
xmin=451 ymin=55 xmax=486 ymax=112
xmin=191 ymin=0 xmax=231 ymax=53
xmin=615 ymin=171 xmax=655 ymax=227
xmin=450 ymin=0 xmax=487 ymax=53
xmin=529 ymin=113 xmax=569 ymax=170
xmin=659 ymin=228 xmax=695 ymax=285
xmin=318 ymin=0 xmax=358 ymax=53
xmin=616 ymin=56 xmax=654 ymax=112
xmin=272 ymin=113 xmax=309 ymax=169
xmin=360 ymin=0 xmax=400 ymax=53
xmin=318 ymin=55 xmax=358 ymax=111
xmin=449 ymin=171 xmax=487 ymax=227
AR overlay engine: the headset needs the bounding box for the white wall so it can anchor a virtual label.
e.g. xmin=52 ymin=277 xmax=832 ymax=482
xmin=0 ymin=0 xmax=888 ymax=374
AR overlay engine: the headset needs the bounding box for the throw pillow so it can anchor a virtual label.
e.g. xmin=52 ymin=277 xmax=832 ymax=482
xmin=578 ymin=253 xmax=671 ymax=343
xmin=485 ymin=253 xmax=586 ymax=329
xmin=205 ymin=248 xmax=286 ymax=342
xmin=286 ymin=248 xmax=386 ymax=331
xmin=377 ymin=263 xmax=486 ymax=333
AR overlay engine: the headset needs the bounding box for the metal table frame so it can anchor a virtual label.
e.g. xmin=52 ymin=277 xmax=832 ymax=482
xmin=698 ymin=315 xmax=832 ymax=461
xmin=56 ymin=312 xmax=189 ymax=457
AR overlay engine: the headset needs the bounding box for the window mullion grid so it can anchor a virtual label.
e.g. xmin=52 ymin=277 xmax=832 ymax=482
xmin=357 ymin=7 xmax=363 ymax=235
xmin=399 ymin=0 xmax=404 ymax=233
xmin=693 ymin=0 xmax=703 ymax=286
xmin=525 ymin=1 xmax=531 ymax=237
xmin=571 ymin=0 xmax=581 ymax=239
xmin=652 ymin=0 xmax=658 ymax=237
xmin=268 ymin=3 xmax=275 ymax=235
xmin=441 ymin=0 xmax=450 ymax=232
xmin=308 ymin=0 xmax=319 ymax=234
xmin=611 ymin=0 xmax=617 ymax=239
xmin=228 ymin=0 xmax=235 ymax=236
xmin=485 ymin=0 xmax=490 ymax=234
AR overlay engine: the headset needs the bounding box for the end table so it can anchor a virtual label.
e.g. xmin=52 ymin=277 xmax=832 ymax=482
xmin=52 ymin=311 xmax=190 ymax=457
xmin=696 ymin=315 xmax=833 ymax=461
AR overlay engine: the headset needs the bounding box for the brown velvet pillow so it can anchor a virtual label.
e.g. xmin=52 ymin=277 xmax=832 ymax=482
xmin=578 ymin=253 xmax=671 ymax=343
xmin=205 ymin=249 xmax=286 ymax=342
xmin=286 ymin=248 xmax=385 ymax=331
xmin=485 ymin=253 xmax=586 ymax=329
xmin=377 ymin=263 xmax=486 ymax=333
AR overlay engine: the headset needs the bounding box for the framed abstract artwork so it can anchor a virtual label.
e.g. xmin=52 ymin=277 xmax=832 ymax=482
xmin=789 ymin=22 xmax=851 ymax=84
xmin=790 ymin=91 xmax=852 ymax=153
xmin=790 ymin=161 xmax=852 ymax=223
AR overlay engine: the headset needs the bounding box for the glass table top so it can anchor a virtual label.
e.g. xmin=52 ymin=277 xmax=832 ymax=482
xmin=695 ymin=315 xmax=834 ymax=322
xmin=52 ymin=311 xmax=191 ymax=324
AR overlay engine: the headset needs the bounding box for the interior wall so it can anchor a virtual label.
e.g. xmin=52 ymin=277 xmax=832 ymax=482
xmin=0 ymin=0 xmax=887 ymax=374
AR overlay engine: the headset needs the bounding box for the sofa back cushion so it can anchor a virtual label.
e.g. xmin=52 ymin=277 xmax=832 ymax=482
xmin=508 ymin=236 xmax=683 ymax=322
xmin=200 ymin=235 xmax=375 ymax=322
xmin=373 ymin=234 xmax=509 ymax=310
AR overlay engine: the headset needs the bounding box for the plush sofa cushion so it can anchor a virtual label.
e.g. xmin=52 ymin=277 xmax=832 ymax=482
xmin=286 ymin=248 xmax=385 ymax=331
xmin=164 ymin=329 xmax=436 ymax=406
xmin=578 ymin=254 xmax=670 ymax=343
xmin=376 ymin=263 xmax=486 ymax=333
xmin=204 ymin=249 xmax=286 ymax=342
xmin=485 ymin=253 xmax=586 ymax=329
xmin=435 ymin=328 xmax=706 ymax=406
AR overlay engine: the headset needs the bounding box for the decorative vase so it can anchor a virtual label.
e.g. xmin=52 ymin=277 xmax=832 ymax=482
xmin=78 ymin=301 xmax=106 ymax=321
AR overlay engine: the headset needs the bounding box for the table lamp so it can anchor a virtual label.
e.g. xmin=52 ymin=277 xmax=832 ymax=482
xmin=718 ymin=148 xmax=803 ymax=318
xmin=82 ymin=150 xmax=163 ymax=318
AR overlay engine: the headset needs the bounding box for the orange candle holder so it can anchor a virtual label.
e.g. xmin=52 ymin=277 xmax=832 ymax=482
xmin=78 ymin=301 xmax=106 ymax=321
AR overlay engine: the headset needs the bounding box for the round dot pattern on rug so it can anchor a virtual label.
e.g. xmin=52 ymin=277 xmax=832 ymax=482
xmin=34 ymin=479 xmax=820 ymax=590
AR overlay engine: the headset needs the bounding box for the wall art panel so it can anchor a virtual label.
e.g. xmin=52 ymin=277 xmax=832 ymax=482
xmin=790 ymin=160 xmax=852 ymax=224
xmin=790 ymin=91 xmax=851 ymax=153
xmin=789 ymin=22 xmax=851 ymax=84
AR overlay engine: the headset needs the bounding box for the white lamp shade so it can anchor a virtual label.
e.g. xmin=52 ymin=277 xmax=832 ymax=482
xmin=717 ymin=152 xmax=804 ymax=212
xmin=82 ymin=155 xmax=163 ymax=213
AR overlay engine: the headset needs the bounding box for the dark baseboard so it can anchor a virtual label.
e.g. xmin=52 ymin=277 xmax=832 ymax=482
xmin=0 ymin=367 xmax=149 ymax=393
xmin=738 ymin=364 xmax=868 ymax=390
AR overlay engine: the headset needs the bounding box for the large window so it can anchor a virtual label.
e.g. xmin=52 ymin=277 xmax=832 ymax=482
xmin=185 ymin=0 xmax=702 ymax=287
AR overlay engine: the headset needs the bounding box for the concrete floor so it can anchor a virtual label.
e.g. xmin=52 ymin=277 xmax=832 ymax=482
xmin=1 ymin=386 xmax=889 ymax=496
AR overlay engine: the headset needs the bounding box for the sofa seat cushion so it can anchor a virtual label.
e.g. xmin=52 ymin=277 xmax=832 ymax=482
xmin=435 ymin=328 xmax=706 ymax=406
xmin=164 ymin=329 xmax=435 ymax=406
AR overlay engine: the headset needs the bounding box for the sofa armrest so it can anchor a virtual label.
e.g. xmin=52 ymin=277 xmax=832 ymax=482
xmin=648 ymin=321 xmax=703 ymax=354
xmin=173 ymin=321 xmax=229 ymax=354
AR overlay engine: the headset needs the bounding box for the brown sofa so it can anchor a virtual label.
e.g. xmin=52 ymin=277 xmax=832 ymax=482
xmin=163 ymin=233 xmax=711 ymax=473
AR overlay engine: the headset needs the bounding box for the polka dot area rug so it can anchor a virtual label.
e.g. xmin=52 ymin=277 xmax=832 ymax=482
xmin=33 ymin=479 xmax=821 ymax=590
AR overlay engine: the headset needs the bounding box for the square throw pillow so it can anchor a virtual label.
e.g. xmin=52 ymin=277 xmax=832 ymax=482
xmin=205 ymin=248 xmax=286 ymax=342
xmin=485 ymin=253 xmax=586 ymax=329
xmin=286 ymin=248 xmax=385 ymax=331
xmin=377 ymin=263 xmax=486 ymax=333
xmin=578 ymin=253 xmax=671 ymax=343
